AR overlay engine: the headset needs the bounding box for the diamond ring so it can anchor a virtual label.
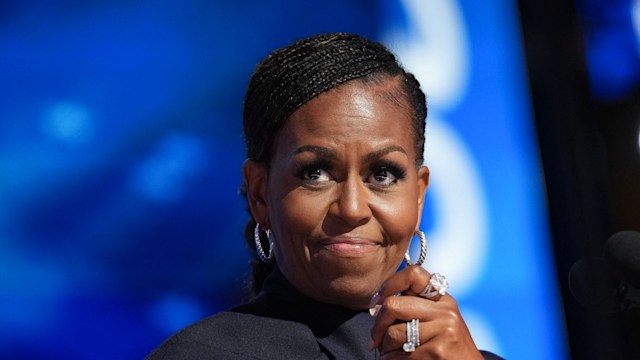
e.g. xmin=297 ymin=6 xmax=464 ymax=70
xmin=402 ymin=319 xmax=420 ymax=352
xmin=420 ymin=273 xmax=449 ymax=299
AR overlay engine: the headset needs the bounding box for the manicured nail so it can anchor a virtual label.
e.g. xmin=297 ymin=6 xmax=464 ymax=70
xmin=369 ymin=291 xmax=380 ymax=309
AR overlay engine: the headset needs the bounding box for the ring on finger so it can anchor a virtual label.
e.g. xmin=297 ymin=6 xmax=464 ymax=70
xmin=420 ymin=272 xmax=449 ymax=299
xmin=402 ymin=319 xmax=420 ymax=352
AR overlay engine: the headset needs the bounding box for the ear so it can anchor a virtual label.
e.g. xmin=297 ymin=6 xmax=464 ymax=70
xmin=243 ymin=159 xmax=269 ymax=226
xmin=415 ymin=165 xmax=430 ymax=228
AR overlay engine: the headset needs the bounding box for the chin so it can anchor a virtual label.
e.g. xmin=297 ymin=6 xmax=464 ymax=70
xmin=320 ymin=271 xmax=385 ymax=310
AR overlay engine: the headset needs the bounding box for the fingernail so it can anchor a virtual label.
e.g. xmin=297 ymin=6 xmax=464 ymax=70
xmin=369 ymin=291 xmax=380 ymax=309
xmin=368 ymin=339 xmax=375 ymax=351
xmin=368 ymin=304 xmax=381 ymax=317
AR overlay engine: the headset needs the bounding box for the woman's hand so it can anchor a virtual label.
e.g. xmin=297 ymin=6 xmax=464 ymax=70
xmin=369 ymin=266 xmax=483 ymax=359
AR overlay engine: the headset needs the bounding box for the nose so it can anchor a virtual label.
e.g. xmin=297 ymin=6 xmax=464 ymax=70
xmin=331 ymin=175 xmax=372 ymax=227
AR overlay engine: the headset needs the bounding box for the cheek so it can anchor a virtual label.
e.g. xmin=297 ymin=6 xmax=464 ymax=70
xmin=280 ymin=195 xmax=318 ymax=229
xmin=269 ymin=189 xmax=325 ymax=246
xmin=375 ymin=192 xmax=421 ymax=241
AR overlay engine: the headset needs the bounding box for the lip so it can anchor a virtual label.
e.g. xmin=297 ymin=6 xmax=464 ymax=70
xmin=316 ymin=236 xmax=380 ymax=258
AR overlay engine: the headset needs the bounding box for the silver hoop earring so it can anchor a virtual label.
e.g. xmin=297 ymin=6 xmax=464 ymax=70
xmin=254 ymin=223 xmax=274 ymax=263
xmin=404 ymin=230 xmax=427 ymax=266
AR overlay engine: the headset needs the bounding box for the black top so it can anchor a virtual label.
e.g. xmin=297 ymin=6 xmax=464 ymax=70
xmin=147 ymin=268 xmax=504 ymax=359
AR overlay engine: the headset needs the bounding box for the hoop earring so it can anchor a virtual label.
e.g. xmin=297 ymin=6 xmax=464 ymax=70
xmin=254 ymin=223 xmax=274 ymax=263
xmin=404 ymin=230 xmax=427 ymax=266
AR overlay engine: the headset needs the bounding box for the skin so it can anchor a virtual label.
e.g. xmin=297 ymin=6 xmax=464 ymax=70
xmin=369 ymin=266 xmax=483 ymax=359
xmin=244 ymin=78 xmax=482 ymax=359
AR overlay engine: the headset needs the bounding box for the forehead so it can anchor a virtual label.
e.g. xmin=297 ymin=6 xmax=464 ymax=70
xmin=273 ymin=79 xmax=417 ymax=158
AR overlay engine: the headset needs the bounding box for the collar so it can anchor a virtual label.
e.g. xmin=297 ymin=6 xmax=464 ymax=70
xmin=248 ymin=267 xmax=377 ymax=359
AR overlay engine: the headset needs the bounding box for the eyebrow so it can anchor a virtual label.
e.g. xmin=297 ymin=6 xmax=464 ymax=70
xmin=292 ymin=145 xmax=337 ymax=159
xmin=363 ymin=145 xmax=408 ymax=163
xmin=292 ymin=145 xmax=407 ymax=162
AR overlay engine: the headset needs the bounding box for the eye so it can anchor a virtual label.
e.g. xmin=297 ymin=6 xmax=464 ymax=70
xmin=368 ymin=163 xmax=406 ymax=187
xmin=370 ymin=167 xmax=397 ymax=186
xmin=302 ymin=168 xmax=332 ymax=182
xmin=295 ymin=161 xmax=334 ymax=183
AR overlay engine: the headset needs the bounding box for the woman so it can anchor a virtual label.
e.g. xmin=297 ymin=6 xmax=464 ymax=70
xmin=148 ymin=33 xmax=503 ymax=359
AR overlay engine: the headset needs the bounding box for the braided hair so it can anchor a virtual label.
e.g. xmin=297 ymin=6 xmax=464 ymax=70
xmin=241 ymin=32 xmax=427 ymax=295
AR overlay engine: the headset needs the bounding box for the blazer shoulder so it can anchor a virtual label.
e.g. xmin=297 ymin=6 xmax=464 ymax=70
xmin=147 ymin=311 xmax=323 ymax=360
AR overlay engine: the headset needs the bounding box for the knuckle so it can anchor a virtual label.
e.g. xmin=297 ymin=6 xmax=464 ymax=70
xmin=441 ymin=295 xmax=460 ymax=308
xmin=429 ymin=343 xmax=447 ymax=359
xmin=381 ymin=326 xmax=404 ymax=355
xmin=408 ymin=265 xmax=427 ymax=278
xmin=444 ymin=316 xmax=460 ymax=333
xmin=388 ymin=325 xmax=404 ymax=339
xmin=443 ymin=324 xmax=458 ymax=339
xmin=382 ymin=294 xmax=401 ymax=309
xmin=446 ymin=309 xmax=461 ymax=322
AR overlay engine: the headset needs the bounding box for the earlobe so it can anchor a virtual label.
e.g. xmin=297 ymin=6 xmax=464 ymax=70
xmin=243 ymin=159 xmax=269 ymax=226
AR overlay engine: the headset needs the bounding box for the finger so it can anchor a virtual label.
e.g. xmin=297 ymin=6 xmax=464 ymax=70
xmin=417 ymin=272 xmax=449 ymax=301
xmin=380 ymin=320 xmax=438 ymax=355
xmin=390 ymin=326 xmax=482 ymax=360
xmin=371 ymin=266 xmax=432 ymax=304
xmin=370 ymin=294 xmax=455 ymax=350
xmin=369 ymin=267 xmax=448 ymax=316
xmin=379 ymin=301 xmax=483 ymax=360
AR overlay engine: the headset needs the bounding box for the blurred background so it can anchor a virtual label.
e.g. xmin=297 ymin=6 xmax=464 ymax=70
xmin=1 ymin=0 xmax=638 ymax=359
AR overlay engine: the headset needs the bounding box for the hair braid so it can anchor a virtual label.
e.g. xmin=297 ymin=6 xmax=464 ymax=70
xmin=241 ymin=32 xmax=427 ymax=295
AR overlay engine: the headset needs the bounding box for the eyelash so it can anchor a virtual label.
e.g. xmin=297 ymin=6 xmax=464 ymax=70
xmin=371 ymin=161 xmax=406 ymax=186
xmin=294 ymin=161 xmax=333 ymax=182
xmin=294 ymin=160 xmax=407 ymax=186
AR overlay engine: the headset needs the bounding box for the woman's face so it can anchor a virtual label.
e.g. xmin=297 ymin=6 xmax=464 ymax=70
xmin=245 ymin=78 xmax=429 ymax=310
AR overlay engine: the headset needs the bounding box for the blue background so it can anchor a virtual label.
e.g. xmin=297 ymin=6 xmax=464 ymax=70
xmin=7 ymin=0 xmax=637 ymax=358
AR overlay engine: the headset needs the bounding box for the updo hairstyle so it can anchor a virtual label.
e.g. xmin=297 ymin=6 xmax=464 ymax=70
xmin=241 ymin=32 xmax=427 ymax=295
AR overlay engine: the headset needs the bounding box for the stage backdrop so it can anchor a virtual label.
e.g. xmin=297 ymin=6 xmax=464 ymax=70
xmin=0 ymin=1 xmax=567 ymax=359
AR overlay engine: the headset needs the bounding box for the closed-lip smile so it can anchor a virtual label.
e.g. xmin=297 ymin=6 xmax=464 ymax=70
xmin=316 ymin=236 xmax=380 ymax=257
